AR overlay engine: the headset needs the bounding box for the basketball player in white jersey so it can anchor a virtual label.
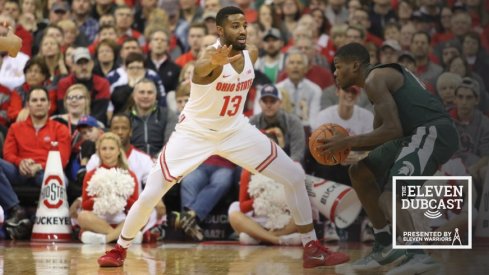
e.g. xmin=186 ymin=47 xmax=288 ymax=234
xmin=98 ymin=7 xmax=349 ymax=269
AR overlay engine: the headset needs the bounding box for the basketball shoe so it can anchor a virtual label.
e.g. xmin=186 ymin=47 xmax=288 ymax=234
xmin=302 ymin=240 xmax=350 ymax=268
xmin=351 ymin=241 xmax=406 ymax=271
xmin=98 ymin=244 xmax=127 ymax=267
xmin=386 ymin=253 xmax=440 ymax=275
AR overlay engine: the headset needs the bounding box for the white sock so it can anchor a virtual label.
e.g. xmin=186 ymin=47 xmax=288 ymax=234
xmin=279 ymin=233 xmax=302 ymax=246
xmin=239 ymin=232 xmax=260 ymax=245
xmin=81 ymin=231 xmax=107 ymax=244
xmin=373 ymin=225 xmax=391 ymax=234
xmin=300 ymin=230 xmax=317 ymax=246
xmin=117 ymin=235 xmax=133 ymax=249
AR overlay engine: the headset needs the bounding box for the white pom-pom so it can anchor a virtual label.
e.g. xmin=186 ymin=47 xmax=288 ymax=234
xmin=87 ymin=168 xmax=135 ymax=217
xmin=248 ymin=174 xmax=291 ymax=230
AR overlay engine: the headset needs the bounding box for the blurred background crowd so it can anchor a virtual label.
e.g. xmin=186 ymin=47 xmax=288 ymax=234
xmin=0 ymin=0 xmax=487 ymax=244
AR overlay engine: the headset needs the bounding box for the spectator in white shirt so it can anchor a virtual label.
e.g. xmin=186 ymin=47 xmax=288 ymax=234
xmin=276 ymin=49 xmax=321 ymax=127
xmin=311 ymin=86 xmax=373 ymax=184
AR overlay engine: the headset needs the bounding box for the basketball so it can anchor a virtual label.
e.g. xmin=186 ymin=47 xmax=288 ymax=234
xmin=309 ymin=123 xmax=351 ymax=166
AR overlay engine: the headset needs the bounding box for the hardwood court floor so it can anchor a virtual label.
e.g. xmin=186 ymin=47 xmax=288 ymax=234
xmin=0 ymin=241 xmax=487 ymax=275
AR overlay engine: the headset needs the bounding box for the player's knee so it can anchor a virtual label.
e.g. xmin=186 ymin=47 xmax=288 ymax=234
xmin=138 ymin=186 xmax=168 ymax=207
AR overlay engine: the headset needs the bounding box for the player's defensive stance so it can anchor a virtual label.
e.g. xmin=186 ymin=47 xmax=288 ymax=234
xmin=97 ymin=7 xmax=349 ymax=269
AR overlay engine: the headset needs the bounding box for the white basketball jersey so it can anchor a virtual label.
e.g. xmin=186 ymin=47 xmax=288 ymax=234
xmin=183 ymin=40 xmax=255 ymax=131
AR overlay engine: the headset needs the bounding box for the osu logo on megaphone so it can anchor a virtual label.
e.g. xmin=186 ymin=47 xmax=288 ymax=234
xmin=41 ymin=175 xmax=65 ymax=209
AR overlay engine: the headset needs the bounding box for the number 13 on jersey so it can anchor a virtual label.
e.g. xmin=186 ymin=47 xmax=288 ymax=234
xmin=219 ymin=95 xmax=242 ymax=116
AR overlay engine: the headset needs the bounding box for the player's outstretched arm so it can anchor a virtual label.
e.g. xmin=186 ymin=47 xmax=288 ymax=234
xmin=194 ymin=44 xmax=241 ymax=79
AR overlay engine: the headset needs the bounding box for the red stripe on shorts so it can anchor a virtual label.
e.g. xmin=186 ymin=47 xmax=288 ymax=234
xmin=256 ymin=140 xmax=277 ymax=172
xmin=178 ymin=114 xmax=186 ymax=123
xmin=159 ymin=146 xmax=177 ymax=182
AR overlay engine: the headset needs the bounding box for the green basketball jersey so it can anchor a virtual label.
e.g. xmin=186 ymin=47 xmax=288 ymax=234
xmin=368 ymin=63 xmax=449 ymax=135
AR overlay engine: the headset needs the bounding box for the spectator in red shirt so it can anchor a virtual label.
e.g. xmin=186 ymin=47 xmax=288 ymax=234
xmin=350 ymin=8 xmax=383 ymax=47
xmin=88 ymin=25 xmax=120 ymax=55
xmin=432 ymin=6 xmax=454 ymax=46
xmin=57 ymin=47 xmax=110 ymax=125
xmin=114 ymin=5 xmax=145 ymax=45
xmin=175 ymin=23 xmax=207 ymax=68
xmin=0 ymin=87 xmax=71 ymax=235
xmin=8 ymin=57 xmax=57 ymax=122
xmin=411 ymin=31 xmax=443 ymax=93
xmin=322 ymin=24 xmax=348 ymax=63
xmin=278 ymin=36 xmax=334 ymax=90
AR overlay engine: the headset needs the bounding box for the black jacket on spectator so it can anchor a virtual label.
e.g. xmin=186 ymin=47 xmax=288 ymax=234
xmin=145 ymin=54 xmax=181 ymax=93
xmin=128 ymin=106 xmax=178 ymax=157
xmin=93 ymin=62 xmax=118 ymax=78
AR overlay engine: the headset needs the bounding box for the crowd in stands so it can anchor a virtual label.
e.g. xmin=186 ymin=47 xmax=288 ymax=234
xmin=0 ymin=0 xmax=487 ymax=244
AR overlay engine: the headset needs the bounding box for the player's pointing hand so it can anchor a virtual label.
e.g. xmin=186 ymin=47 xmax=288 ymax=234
xmin=210 ymin=45 xmax=241 ymax=66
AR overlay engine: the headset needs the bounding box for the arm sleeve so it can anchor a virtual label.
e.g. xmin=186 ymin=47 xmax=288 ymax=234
xmin=239 ymin=170 xmax=254 ymax=213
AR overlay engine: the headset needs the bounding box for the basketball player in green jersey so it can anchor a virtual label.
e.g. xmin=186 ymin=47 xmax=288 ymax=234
xmin=315 ymin=42 xmax=459 ymax=274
